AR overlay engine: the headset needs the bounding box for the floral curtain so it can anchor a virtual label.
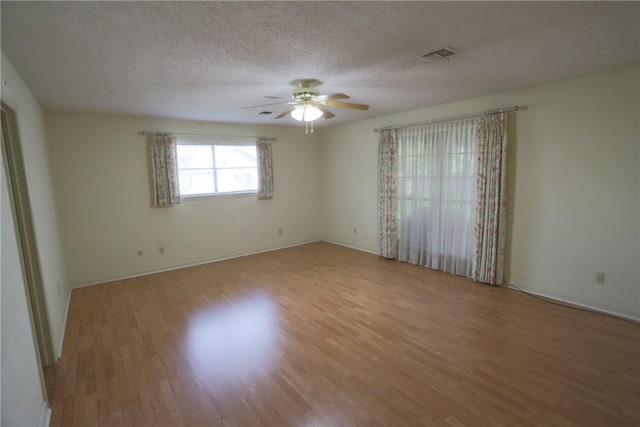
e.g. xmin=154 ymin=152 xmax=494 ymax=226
xmin=397 ymin=119 xmax=479 ymax=277
xmin=256 ymin=139 xmax=274 ymax=199
xmin=377 ymin=129 xmax=398 ymax=259
xmin=150 ymin=133 xmax=181 ymax=208
xmin=473 ymin=112 xmax=508 ymax=284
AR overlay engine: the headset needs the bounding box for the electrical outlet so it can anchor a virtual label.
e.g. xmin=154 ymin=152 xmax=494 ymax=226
xmin=353 ymin=227 xmax=357 ymax=234
xmin=159 ymin=247 xmax=165 ymax=255
xmin=278 ymin=228 xmax=282 ymax=235
xmin=596 ymin=272 xmax=605 ymax=284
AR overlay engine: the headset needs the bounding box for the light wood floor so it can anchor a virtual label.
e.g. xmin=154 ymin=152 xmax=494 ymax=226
xmin=47 ymin=242 xmax=640 ymax=426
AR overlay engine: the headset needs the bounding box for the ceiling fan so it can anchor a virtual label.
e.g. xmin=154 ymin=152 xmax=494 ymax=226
xmin=243 ymin=79 xmax=369 ymax=133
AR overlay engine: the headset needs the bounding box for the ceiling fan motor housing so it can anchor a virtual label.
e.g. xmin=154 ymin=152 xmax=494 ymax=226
xmin=292 ymin=87 xmax=320 ymax=103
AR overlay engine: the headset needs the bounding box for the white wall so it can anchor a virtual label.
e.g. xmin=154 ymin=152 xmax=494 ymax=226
xmin=320 ymin=65 xmax=640 ymax=319
xmin=46 ymin=113 xmax=321 ymax=286
xmin=1 ymin=55 xmax=52 ymax=427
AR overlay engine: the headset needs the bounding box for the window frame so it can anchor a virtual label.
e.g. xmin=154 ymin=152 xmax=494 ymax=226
xmin=176 ymin=138 xmax=259 ymax=199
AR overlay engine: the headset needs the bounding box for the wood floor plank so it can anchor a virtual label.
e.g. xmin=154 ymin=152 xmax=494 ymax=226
xmin=47 ymin=242 xmax=640 ymax=426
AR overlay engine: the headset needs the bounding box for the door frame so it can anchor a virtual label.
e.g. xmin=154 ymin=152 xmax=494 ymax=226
xmin=1 ymin=101 xmax=55 ymax=367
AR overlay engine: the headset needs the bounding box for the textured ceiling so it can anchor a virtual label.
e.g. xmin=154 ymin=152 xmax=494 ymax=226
xmin=2 ymin=1 xmax=639 ymax=127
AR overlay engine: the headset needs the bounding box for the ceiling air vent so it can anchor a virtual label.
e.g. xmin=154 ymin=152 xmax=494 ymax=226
xmin=258 ymin=111 xmax=273 ymax=115
xmin=421 ymin=46 xmax=458 ymax=62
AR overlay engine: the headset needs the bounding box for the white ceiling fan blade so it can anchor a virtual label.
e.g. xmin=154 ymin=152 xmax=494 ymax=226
xmin=242 ymin=101 xmax=293 ymax=109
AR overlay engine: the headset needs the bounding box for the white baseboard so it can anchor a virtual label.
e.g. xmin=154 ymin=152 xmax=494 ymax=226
xmin=56 ymin=289 xmax=72 ymax=359
xmin=72 ymin=240 xmax=322 ymax=290
xmin=322 ymin=239 xmax=378 ymax=256
xmin=505 ymin=283 xmax=640 ymax=323
xmin=40 ymin=402 xmax=51 ymax=427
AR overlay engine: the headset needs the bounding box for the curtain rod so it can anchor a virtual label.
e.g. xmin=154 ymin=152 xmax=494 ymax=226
xmin=138 ymin=131 xmax=277 ymax=141
xmin=373 ymin=105 xmax=519 ymax=133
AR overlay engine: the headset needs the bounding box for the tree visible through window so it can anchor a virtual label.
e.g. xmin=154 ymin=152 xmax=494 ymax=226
xmin=176 ymin=142 xmax=258 ymax=196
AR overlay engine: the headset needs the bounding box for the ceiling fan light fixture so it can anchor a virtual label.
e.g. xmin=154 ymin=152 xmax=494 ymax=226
xmin=291 ymin=104 xmax=323 ymax=122
xmin=249 ymin=79 xmax=369 ymax=134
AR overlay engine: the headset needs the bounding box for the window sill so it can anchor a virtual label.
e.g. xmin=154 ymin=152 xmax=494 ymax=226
xmin=182 ymin=191 xmax=258 ymax=200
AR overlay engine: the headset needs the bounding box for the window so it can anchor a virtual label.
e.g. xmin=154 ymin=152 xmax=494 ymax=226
xmin=396 ymin=120 xmax=478 ymax=277
xmin=176 ymin=141 xmax=258 ymax=197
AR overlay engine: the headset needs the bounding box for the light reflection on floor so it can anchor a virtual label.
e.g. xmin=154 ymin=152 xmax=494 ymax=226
xmin=185 ymin=291 xmax=279 ymax=386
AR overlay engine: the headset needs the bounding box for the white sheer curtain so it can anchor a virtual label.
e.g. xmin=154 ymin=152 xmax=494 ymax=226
xmin=397 ymin=119 xmax=478 ymax=277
